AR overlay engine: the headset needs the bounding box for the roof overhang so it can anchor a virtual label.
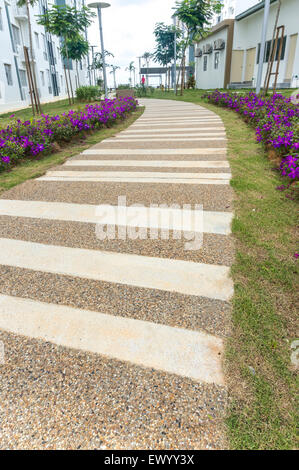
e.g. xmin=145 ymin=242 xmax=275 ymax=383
xmin=236 ymin=0 xmax=278 ymax=21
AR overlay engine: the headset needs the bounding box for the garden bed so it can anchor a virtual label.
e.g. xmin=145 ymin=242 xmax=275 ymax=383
xmin=204 ymin=90 xmax=299 ymax=186
xmin=0 ymin=96 xmax=138 ymax=173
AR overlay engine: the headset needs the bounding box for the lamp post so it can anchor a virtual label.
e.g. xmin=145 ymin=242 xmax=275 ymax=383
xmin=91 ymin=45 xmax=97 ymax=86
xmin=256 ymin=0 xmax=270 ymax=94
xmin=88 ymin=2 xmax=110 ymax=99
xmin=173 ymin=15 xmax=177 ymax=94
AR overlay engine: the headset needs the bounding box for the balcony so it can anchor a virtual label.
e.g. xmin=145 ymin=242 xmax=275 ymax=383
xmin=13 ymin=5 xmax=28 ymax=21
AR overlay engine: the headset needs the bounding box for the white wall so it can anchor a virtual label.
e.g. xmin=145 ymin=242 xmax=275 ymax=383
xmin=235 ymin=0 xmax=262 ymax=16
xmin=0 ymin=0 xmax=90 ymax=113
xmin=232 ymin=0 xmax=299 ymax=87
xmin=195 ymin=28 xmax=228 ymax=89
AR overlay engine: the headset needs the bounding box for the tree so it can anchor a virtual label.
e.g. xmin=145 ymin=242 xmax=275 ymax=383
xmin=142 ymin=52 xmax=152 ymax=86
xmin=37 ymin=4 xmax=94 ymax=103
xmin=61 ymin=34 xmax=89 ymax=88
xmin=153 ymin=22 xmax=181 ymax=91
xmin=92 ymin=51 xmax=114 ymax=89
xmin=17 ymin=0 xmax=42 ymax=113
xmin=126 ymin=61 xmax=136 ymax=88
xmin=174 ymin=0 xmax=222 ymax=94
xmin=110 ymin=65 xmax=120 ymax=90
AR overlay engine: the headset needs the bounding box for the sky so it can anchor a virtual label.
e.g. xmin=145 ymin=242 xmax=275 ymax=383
xmin=87 ymin=0 xmax=176 ymax=87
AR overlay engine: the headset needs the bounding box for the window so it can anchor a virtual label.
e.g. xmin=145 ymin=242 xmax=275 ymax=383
xmin=46 ymin=69 xmax=52 ymax=93
xmin=42 ymin=33 xmax=48 ymax=60
xmin=40 ymin=71 xmax=45 ymax=86
xmin=0 ymin=8 xmax=3 ymax=31
xmin=203 ymin=55 xmax=208 ymax=72
xmin=257 ymin=36 xmax=287 ymax=64
xmin=4 ymin=64 xmax=13 ymax=85
xmin=214 ymin=51 xmax=220 ymax=70
xmin=34 ymin=32 xmax=40 ymax=49
xmin=12 ymin=25 xmax=21 ymax=49
xmin=19 ymin=70 xmax=27 ymax=87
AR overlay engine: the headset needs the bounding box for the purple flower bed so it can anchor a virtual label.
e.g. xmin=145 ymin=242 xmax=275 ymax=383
xmin=205 ymin=90 xmax=299 ymax=181
xmin=0 ymin=96 xmax=137 ymax=172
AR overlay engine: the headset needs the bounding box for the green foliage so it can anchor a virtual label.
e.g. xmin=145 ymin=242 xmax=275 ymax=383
xmin=92 ymin=50 xmax=114 ymax=71
xmin=187 ymin=74 xmax=196 ymax=89
xmin=37 ymin=4 xmax=94 ymax=40
xmin=75 ymin=85 xmax=100 ymax=101
xmin=117 ymin=84 xmax=131 ymax=90
xmin=174 ymin=0 xmax=221 ymax=37
xmin=153 ymin=22 xmax=181 ymax=67
xmin=61 ymin=34 xmax=89 ymax=61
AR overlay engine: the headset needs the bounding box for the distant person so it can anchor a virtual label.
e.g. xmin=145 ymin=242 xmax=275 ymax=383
xmin=141 ymin=75 xmax=146 ymax=86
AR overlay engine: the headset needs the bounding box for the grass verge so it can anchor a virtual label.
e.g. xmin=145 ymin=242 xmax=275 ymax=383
xmin=150 ymin=90 xmax=298 ymax=450
xmin=0 ymin=107 xmax=144 ymax=195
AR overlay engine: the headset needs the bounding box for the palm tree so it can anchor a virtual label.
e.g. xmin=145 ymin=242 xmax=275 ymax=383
xmin=142 ymin=52 xmax=151 ymax=86
xmin=17 ymin=0 xmax=42 ymax=113
xmin=126 ymin=61 xmax=135 ymax=88
xmin=110 ymin=65 xmax=120 ymax=90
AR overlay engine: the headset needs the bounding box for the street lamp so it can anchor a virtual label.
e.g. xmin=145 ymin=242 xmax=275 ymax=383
xmin=88 ymin=2 xmax=110 ymax=99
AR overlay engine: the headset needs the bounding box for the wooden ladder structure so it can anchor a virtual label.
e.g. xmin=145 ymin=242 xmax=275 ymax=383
xmin=264 ymin=25 xmax=285 ymax=94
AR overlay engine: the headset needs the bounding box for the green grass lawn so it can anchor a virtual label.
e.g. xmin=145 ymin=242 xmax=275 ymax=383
xmin=0 ymin=107 xmax=144 ymax=195
xmin=149 ymin=89 xmax=298 ymax=450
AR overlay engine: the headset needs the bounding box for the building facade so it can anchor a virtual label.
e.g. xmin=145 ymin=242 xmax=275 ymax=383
xmin=230 ymin=0 xmax=299 ymax=89
xmin=0 ymin=0 xmax=90 ymax=113
xmin=195 ymin=0 xmax=299 ymax=90
xmin=195 ymin=19 xmax=234 ymax=89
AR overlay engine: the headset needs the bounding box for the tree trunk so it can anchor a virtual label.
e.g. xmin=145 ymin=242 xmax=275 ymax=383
xmin=180 ymin=52 xmax=186 ymax=96
xmin=64 ymin=64 xmax=71 ymax=105
xmin=65 ymin=44 xmax=74 ymax=104
xmin=26 ymin=0 xmax=42 ymax=114
xmin=76 ymin=61 xmax=80 ymax=88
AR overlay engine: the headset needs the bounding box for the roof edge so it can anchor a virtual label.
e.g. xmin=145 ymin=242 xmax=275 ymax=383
xmin=236 ymin=0 xmax=277 ymax=21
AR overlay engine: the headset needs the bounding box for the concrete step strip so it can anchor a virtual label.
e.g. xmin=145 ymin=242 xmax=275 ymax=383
xmin=45 ymin=171 xmax=231 ymax=181
xmin=0 ymin=238 xmax=234 ymax=301
xmin=104 ymin=137 xmax=227 ymax=143
xmin=82 ymin=148 xmax=227 ymax=155
xmin=131 ymin=122 xmax=222 ymax=127
xmin=137 ymin=119 xmax=222 ymax=123
xmin=64 ymin=160 xmax=230 ymax=168
xmin=117 ymin=133 xmax=226 ymax=138
xmin=38 ymin=176 xmax=230 ymax=185
xmin=0 ymin=199 xmax=233 ymax=235
xmin=0 ymin=294 xmax=224 ymax=385
xmin=120 ymin=128 xmax=225 ymax=133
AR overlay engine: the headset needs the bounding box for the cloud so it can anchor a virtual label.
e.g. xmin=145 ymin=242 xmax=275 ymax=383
xmin=87 ymin=0 xmax=175 ymax=86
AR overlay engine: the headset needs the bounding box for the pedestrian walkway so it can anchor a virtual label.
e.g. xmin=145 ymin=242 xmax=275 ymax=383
xmin=0 ymin=98 xmax=234 ymax=449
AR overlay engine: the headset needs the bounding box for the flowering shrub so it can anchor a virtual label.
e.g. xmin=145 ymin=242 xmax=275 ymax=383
xmin=205 ymin=90 xmax=299 ymax=182
xmin=0 ymin=96 xmax=137 ymax=172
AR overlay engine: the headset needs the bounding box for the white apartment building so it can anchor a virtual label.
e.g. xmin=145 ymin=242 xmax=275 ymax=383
xmin=230 ymin=0 xmax=299 ymax=88
xmin=211 ymin=0 xmax=261 ymax=25
xmin=195 ymin=0 xmax=299 ymax=90
xmin=0 ymin=0 xmax=90 ymax=113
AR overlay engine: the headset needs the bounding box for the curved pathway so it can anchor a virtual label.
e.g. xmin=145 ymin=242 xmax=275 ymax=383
xmin=0 ymin=99 xmax=234 ymax=449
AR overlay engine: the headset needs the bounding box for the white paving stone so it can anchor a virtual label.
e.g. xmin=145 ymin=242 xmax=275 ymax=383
xmin=38 ymin=176 xmax=229 ymax=185
xmin=0 ymin=238 xmax=234 ymax=301
xmin=45 ymin=171 xmax=231 ymax=180
xmin=82 ymin=148 xmax=227 ymax=155
xmin=64 ymin=160 xmax=230 ymax=168
xmin=0 ymin=294 xmax=224 ymax=385
xmin=104 ymin=137 xmax=227 ymax=143
xmin=0 ymin=199 xmax=233 ymax=235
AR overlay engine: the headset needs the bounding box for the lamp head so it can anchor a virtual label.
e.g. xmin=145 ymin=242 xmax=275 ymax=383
xmin=88 ymin=2 xmax=111 ymax=8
